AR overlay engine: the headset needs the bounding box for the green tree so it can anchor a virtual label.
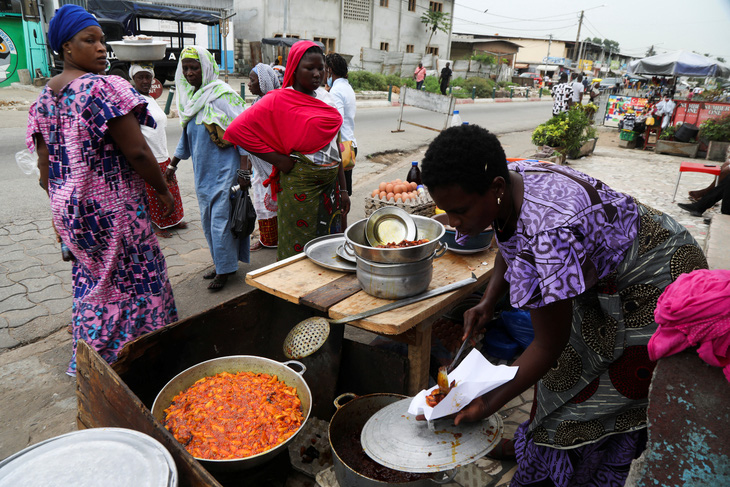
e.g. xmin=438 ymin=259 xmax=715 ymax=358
xmin=602 ymin=39 xmax=620 ymax=53
xmin=646 ymin=45 xmax=656 ymax=56
xmin=420 ymin=10 xmax=451 ymax=54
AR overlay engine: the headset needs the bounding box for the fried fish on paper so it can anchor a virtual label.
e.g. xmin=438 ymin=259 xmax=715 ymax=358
xmin=408 ymin=349 xmax=518 ymax=421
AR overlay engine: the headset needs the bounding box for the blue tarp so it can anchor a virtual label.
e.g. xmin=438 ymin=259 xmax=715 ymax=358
xmin=628 ymin=51 xmax=730 ymax=78
xmin=87 ymin=0 xmax=220 ymax=29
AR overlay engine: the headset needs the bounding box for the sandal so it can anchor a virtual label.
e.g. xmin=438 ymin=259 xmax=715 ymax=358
xmin=174 ymin=221 xmax=189 ymax=230
xmin=250 ymin=240 xmax=264 ymax=252
xmin=155 ymin=229 xmax=173 ymax=239
xmin=485 ymin=438 xmax=516 ymax=461
xmin=203 ymin=269 xmax=217 ymax=280
xmin=66 ymin=324 xmax=73 ymax=335
xmin=208 ymin=273 xmax=233 ymax=291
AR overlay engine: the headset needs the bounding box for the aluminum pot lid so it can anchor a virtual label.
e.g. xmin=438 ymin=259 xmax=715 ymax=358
xmin=0 ymin=428 xmax=177 ymax=487
xmin=361 ymin=398 xmax=502 ymax=473
xmin=365 ymin=207 xmax=417 ymax=247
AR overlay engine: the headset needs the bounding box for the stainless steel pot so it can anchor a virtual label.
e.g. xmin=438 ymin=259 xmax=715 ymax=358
xmin=151 ymin=356 xmax=311 ymax=472
xmin=345 ymin=215 xmax=446 ymax=264
xmin=356 ymin=251 xmax=445 ymax=299
xmin=329 ymin=393 xmax=456 ymax=487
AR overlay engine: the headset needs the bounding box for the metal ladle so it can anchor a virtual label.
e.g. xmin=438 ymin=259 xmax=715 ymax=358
xmin=283 ymin=274 xmax=478 ymax=359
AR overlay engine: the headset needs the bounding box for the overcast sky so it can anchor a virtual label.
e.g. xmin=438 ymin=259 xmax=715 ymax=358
xmin=451 ymin=1 xmax=730 ymax=61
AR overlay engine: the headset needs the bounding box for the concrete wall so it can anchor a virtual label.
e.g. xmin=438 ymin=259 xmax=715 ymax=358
xmin=508 ymin=38 xmax=567 ymax=65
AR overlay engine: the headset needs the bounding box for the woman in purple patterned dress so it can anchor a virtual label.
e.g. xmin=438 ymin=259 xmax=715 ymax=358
xmin=421 ymin=124 xmax=707 ymax=486
xmin=26 ymin=5 xmax=178 ymax=376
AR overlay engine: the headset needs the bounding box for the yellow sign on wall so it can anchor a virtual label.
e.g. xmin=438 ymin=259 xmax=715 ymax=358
xmin=577 ymin=59 xmax=593 ymax=71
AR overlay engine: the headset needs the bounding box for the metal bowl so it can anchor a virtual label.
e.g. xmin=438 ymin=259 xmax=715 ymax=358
xmin=107 ymin=41 xmax=167 ymax=62
xmin=151 ymin=356 xmax=311 ymax=472
xmin=345 ymin=215 xmax=446 ymax=264
xmin=365 ymin=207 xmax=417 ymax=247
xmin=431 ymin=213 xmax=494 ymax=253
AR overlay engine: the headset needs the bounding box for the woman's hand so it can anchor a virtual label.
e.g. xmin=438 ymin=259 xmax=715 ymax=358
xmin=462 ymin=300 xmax=495 ymax=342
xmin=156 ymin=188 xmax=175 ymax=218
xmin=237 ymin=174 xmax=252 ymax=189
xmin=454 ymin=395 xmax=494 ymax=426
xmin=164 ymin=166 xmax=177 ymax=184
xmin=340 ymin=192 xmax=350 ymax=216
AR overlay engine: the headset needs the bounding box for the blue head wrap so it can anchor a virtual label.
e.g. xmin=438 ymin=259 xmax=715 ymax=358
xmin=48 ymin=5 xmax=101 ymax=54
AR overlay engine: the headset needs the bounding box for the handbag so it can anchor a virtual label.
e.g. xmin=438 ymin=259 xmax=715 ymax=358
xmin=230 ymin=185 xmax=257 ymax=238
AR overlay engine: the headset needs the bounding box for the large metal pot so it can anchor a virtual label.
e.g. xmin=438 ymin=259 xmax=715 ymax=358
xmin=356 ymin=251 xmax=444 ymax=299
xmin=345 ymin=216 xmax=446 ymax=264
xmin=151 ymin=356 xmax=311 ymax=472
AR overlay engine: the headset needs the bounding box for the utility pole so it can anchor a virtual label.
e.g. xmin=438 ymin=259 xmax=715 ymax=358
xmin=546 ymin=34 xmax=553 ymax=60
xmin=574 ymin=10 xmax=584 ymax=65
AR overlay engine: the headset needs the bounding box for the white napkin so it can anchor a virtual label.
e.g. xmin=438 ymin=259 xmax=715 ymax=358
xmin=408 ymin=349 xmax=519 ymax=421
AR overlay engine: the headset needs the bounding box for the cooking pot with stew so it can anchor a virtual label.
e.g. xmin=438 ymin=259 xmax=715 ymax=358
xmin=151 ymin=355 xmax=311 ymax=472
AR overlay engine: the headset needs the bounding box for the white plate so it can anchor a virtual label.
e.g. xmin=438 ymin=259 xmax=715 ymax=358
xmin=448 ymin=244 xmax=491 ymax=255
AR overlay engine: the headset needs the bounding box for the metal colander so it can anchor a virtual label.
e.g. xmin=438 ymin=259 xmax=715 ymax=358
xmin=283 ymin=317 xmax=331 ymax=359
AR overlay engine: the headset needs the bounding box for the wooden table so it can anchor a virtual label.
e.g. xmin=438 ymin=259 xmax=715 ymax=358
xmin=246 ymin=249 xmax=495 ymax=395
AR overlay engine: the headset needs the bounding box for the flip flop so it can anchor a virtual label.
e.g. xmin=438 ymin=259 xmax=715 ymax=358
xmin=155 ymin=229 xmax=173 ymax=239
xmin=208 ymin=273 xmax=230 ymax=291
xmin=250 ymin=240 xmax=264 ymax=252
xmin=174 ymin=221 xmax=189 ymax=230
xmin=203 ymin=269 xmax=217 ymax=280
xmin=485 ymin=438 xmax=516 ymax=461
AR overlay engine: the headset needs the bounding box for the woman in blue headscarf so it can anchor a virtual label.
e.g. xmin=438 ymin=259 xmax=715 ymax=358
xmin=26 ymin=5 xmax=178 ymax=375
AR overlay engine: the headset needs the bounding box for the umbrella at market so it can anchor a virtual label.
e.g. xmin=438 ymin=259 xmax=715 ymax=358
xmin=628 ymin=50 xmax=730 ymax=78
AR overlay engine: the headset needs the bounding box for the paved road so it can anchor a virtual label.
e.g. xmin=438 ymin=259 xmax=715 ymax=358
xmin=0 ymin=99 xmax=552 ymax=223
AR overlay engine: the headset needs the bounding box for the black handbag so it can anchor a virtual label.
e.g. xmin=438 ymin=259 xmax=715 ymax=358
xmin=230 ymin=185 xmax=257 ymax=238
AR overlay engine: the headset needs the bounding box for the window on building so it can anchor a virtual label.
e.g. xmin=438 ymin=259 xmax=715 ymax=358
xmin=343 ymin=0 xmax=370 ymax=22
xmin=406 ymin=44 xmax=414 ymax=53
xmin=426 ymin=46 xmax=439 ymax=56
xmin=380 ymin=0 xmax=388 ymax=7
xmin=314 ymin=37 xmax=336 ymax=54
xmin=429 ymin=1 xmax=443 ymax=12
xmin=408 ymin=0 xmax=416 ymax=12
xmin=380 ymin=42 xmax=389 ymax=51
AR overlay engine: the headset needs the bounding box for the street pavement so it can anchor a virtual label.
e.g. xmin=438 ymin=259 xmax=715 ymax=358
xmin=0 ymin=82 xmax=720 ymax=485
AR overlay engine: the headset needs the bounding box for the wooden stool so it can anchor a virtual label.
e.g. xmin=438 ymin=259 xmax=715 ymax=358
xmin=672 ymin=162 xmax=722 ymax=202
xmin=643 ymin=126 xmax=660 ymax=150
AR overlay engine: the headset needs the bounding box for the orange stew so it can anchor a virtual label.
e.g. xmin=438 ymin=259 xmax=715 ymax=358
xmin=163 ymin=371 xmax=304 ymax=460
xmin=376 ymin=238 xmax=430 ymax=248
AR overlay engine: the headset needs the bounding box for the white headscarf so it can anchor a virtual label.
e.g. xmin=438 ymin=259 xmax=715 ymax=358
xmin=129 ymin=63 xmax=154 ymax=79
xmin=174 ymin=46 xmax=245 ymax=128
xmin=251 ymin=63 xmax=280 ymax=102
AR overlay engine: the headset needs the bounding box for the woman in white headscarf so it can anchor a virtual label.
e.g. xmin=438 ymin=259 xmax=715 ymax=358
xmin=164 ymin=46 xmax=249 ymax=291
xmin=129 ymin=63 xmax=186 ymax=238
xmin=246 ymin=63 xmax=280 ymax=251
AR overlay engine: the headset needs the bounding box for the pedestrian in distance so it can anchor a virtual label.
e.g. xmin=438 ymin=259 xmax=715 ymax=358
xmin=439 ymin=61 xmax=452 ymax=95
xmin=420 ymin=124 xmax=708 ymax=487
xmin=326 ymin=52 xmax=358 ymax=204
xmin=413 ymin=62 xmax=427 ymax=91
xmin=224 ymin=41 xmax=349 ymax=261
xmin=246 ymin=63 xmax=281 ymax=252
xmin=550 ymin=72 xmax=573 ymax=115
xmin=27 ymin=4 xmax=178 ymax=376
xmin=129 ymin=63 xmax=187 ymax=239
xmin=165 ymin=46 xmax=250 ymax=292
xmin=570 ymin=73 xmax=584 ymax=105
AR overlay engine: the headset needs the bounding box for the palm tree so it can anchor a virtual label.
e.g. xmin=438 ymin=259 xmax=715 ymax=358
xmin=420 ymin=10 xmax=451 ymax=54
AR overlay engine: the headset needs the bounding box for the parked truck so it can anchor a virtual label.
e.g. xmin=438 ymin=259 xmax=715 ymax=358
xmin=52 ymin=0 xmax=221 ymax=83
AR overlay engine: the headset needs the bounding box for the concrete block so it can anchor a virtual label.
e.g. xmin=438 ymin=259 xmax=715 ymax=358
xmin=655 ymin=140 xmax=699 ymax=158
xmin=705 ymin=214 xmax=730 ymax=270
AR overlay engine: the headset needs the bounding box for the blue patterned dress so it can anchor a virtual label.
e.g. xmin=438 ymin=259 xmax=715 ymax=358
xmin=26 ymin=74 xmax=178 ymax=375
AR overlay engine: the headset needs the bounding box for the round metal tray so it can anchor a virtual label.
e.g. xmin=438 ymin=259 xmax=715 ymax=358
xmin=303 ymin=234 xmax=356 ymax=273
xmin=365 ymin=207 xmax=417 ymax=247
xmin=360 ymin=398 xmax=503 ymax=473
xmin=336 ymin=243 xmax=356 ymax=263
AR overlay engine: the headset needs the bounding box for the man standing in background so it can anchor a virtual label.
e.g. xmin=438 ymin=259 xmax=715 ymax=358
xmin=413 ymin=62 xmax=426 ymax=91
xmin=571 ymin=73 xmax=585 ymax=106
xmin=551 ymin=72 xmax=573 ymax=115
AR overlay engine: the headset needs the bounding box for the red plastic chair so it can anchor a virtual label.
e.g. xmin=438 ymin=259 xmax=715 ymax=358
xmin=672 ymin=162 xmax=722 ymax=202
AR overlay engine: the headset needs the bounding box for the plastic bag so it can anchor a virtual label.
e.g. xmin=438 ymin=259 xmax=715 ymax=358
xmin=646 ymin=116 xmax=655 ymax=126
xmin=15 ymin=149 xmax=39 ymax=176
xmin=230 ymin=185 xmax=256 ymax=238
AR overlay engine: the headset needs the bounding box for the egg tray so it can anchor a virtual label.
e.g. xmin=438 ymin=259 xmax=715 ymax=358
xmin=364 ymin=192 xmax=436 ymax=217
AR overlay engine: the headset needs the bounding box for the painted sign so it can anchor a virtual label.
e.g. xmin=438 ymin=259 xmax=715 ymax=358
xmin=542 ymin=56 xmax=569 ymax=66
xmin=610 ymin=60 xmax=620 ymax=70
xmin=578 ymin=59 xmax=593 ymax=71
xmin=149 ymin=78 xmax=163 ymax=99
xmin=673 ymin=101 xmax=730 ymax=127
xmin=604 ymin=95 xmax=649 ymax=128
xmin=0 ymin=26 xmax=18 ymax=85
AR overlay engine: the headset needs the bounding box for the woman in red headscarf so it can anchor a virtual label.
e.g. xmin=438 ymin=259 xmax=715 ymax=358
xmin=225 ymin=41 xmax=349 ymax=260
